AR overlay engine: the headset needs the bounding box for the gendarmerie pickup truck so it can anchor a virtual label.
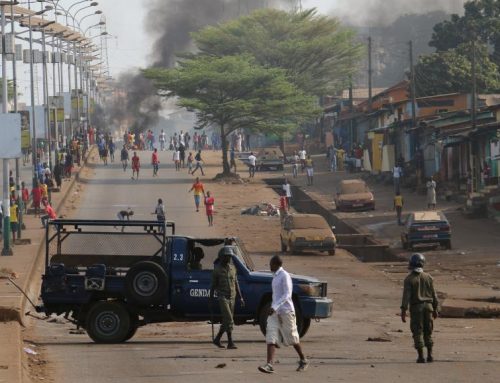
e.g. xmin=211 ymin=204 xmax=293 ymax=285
xmin=38 ymin=219 xmax=333 ymax=343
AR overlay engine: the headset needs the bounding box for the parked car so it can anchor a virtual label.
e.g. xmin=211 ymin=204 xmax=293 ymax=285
xmin=401 ymin=211 xmax=452 ymax=250
xmin=281 ymin=214 xmax=336 ymax=255
xmin=38 ymin=219 xmax=333 ymax=343
xmin=335 ymin=179 xmax=375 ymax=211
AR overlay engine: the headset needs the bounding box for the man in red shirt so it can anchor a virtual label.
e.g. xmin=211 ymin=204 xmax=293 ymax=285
xmin=152 ymin=148 xmax=159 ymax=177
xmin=21 ymin=182 xmax=30 ymax=214
xmin=131 ymin=152 xmax=140 ymax=180
xmin=31 ymin=182 xmax=42 ymax=216
xmin=204 ymin=191 xmax=215 ymax=226
xmin=41 ymin=201 xmax=57 ymax=228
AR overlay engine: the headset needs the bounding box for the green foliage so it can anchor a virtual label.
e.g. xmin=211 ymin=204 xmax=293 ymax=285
xmin=143 ymin=55 xmax=321 ymax=174
xmin=415 ymin=43 xmax=500 ymax=97
xmin=430 ymin=0 xmax=500 ymax=66
xmin=191 ymin=8 xmax=363 ymax=96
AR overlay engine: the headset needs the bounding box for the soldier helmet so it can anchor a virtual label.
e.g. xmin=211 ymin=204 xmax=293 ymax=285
xmin=218 ymin=246 xmax=235 ymax=259
xmin=408 ymin=253 xmax=425 ymax=269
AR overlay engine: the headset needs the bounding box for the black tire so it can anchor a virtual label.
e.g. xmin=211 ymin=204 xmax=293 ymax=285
xmin=444 ymin=240 xmax=452 ymax=250
xmin=124 ymin=313 xmax=139 ymax=342
xmin=288 ymin=241 xmax=294 ymax=254
xmin=125 ymin=261 xmax=168 ymax=305
xmin=258 ymin=301 xmax=310 ymax=338
xmin=86 ymin=301 xmax=131 ymax=344
xmin=328 ymin=248 xmax=335 ymax=256
xmin=277 ymin=165 xmax=284 ymax=171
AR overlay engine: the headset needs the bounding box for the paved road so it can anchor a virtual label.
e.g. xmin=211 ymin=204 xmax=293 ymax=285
xmin=28 ymin=150 xmax=500 ymax=382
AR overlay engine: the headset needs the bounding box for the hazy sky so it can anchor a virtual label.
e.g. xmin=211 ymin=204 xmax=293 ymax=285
xmin=100 ymin=0 xmax=330 ymax=76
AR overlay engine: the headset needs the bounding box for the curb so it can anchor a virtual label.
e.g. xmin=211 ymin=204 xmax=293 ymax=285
xmin=5 ymin=147 xmax=95 ymax=327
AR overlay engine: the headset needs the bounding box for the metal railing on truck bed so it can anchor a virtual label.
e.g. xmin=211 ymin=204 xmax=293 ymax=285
xmin=45 ymin=220 xmax=175 ymax=269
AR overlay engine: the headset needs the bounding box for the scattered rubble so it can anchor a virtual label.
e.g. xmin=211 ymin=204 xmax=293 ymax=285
xmin=241 ymin=202 xmax=279 ymax=216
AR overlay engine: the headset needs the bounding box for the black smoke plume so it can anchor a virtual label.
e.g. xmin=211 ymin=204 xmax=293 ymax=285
xmin=106 ymin=0 xmax=294 ymax=133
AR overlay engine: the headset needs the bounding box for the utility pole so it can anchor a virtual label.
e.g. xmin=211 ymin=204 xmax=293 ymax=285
xmin=349 ymin=74 xmax=354 ymax=150
xmin=1 ymin=1 xmax=12 ymax=255
xmin=409 ymin=40 xmax=420 ymax=186
xmin=471 ymin=37 xmax=477 ymax=130
xmin=368 ymin=37 xmax=373 ymax=113
xmin=409 ymin=41 xmax=417 ymax=131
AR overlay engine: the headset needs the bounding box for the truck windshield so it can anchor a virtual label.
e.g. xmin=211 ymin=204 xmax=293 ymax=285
xmin=187 ymin=238 xmax=255 ymax=271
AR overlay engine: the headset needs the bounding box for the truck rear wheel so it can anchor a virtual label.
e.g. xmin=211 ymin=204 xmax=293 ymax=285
xmin=86 ymin=301 xmax=131 ymax=344
xmin=125 ymin=261 xmax=168 ymax=305
xmin=258 ymin=301 xmax=310 ymax=338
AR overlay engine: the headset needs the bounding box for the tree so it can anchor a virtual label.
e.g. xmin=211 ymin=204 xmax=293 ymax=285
xmin=190 ymin=8 xmax=363 ymax=96
xmin=144 ymin=55 xmax=321 ymax=175
xmin=415 ymin=43 xmax=500 ymax=97
xmin=430 ymin=0 xmax=500 ymax=66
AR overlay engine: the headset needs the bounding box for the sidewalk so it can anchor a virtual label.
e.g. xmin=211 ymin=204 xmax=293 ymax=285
xmin=0 ymin=151 xmax=91 ymax=383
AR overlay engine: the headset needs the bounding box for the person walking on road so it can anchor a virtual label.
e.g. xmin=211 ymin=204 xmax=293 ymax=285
xmin=393 ymin=164 xmax=402 ymax=194
xmin=305 ymin=155 xmax=314 ymax=186
xmin=210 ymin=246 xmax=245 ymax=349
xmin=159 ymin=129 xmax=166 ymax=151
xmin=401 ymin=253 xmax=439 ymax=364
xmin=121 ymin=145 xmax=129 ymax=172
xmin=426 ymin=177 xmax=437 ymax=210
xmin=131 ymin=152 xmax=140 ymax=180
xmin=173 ymin=148 xmax=181 ymax=171
xmin=153 ymin=198 xmax=166 ymax=222
xmin=259 ymin=255 xmax=309 ymax=374
xmin=10 ymin=200 xmax=19 ymax=242
xmin=282 ymin=178 xmax=292 ymax=207
xmin=152 ymin=148 xmax=160 ymax=177
xmin=189 ymin=177 xmax=205 ymax=212
xmin=247 ymin=151 xmax=256 ymax=178
xmin=298 ymin=148 xmax=306 ymax=173
xmin=291 ymin=151 xmax=299 ymax=178
xmin=394 ymin=192 xmax=404 ymax=225
xmin=191 ymin=150 xmax=205 ymax=176
xmin=204 ymin=191 xmax=215 ymax=226
xmin=187 ymin=152 xmax=194 ymax=174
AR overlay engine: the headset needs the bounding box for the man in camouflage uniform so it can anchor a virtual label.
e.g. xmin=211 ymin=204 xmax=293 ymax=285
xmin=210 ymin=246 xmax=245 ymax=349
xmin=401 ymin=253 xmax=439 ymax=363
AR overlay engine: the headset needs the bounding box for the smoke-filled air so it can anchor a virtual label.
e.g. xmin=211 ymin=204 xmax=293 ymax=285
xmin=328 ymin=0 xmax=465 ymax=26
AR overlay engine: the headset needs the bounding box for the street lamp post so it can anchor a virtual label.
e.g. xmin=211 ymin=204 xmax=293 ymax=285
xmin=1 ymin=0 xmax=17 ymax=255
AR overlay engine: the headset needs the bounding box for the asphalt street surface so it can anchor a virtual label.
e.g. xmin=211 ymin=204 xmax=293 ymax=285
xmin=28 ymin=150 xmax=500 ymax=382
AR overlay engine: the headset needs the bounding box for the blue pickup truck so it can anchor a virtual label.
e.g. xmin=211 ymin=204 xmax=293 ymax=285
xmin=38 ymin=219 xmax=333 ymax=343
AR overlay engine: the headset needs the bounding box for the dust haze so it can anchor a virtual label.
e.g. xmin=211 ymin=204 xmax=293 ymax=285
xmin=329 ymin=0 xmax=465 ymax=26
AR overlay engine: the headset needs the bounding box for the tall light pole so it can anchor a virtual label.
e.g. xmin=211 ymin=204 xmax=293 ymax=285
xmin=1 ymin=0 xmax=18 ymax=255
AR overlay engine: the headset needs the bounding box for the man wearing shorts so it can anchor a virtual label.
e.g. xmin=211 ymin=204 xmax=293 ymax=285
xmin=189 ymin=177 xmax=205 ymax=212
xmin=131 ymin=152 xmax=140 ymax=180
xmin=259 ymin=255 xmax=309 ymax=374
xmin=204 ymin=191 xmax=215 ymax=226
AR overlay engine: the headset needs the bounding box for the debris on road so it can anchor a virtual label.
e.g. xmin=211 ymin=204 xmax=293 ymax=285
xmin=241 ymin=202 xmax=279 ymax=216
xmin=215 ymin=363 xmax=227 ymax=369
xmin=23 ymin=347 xmax=38 ymax=356
xmin=366 ymin=337 xmax=391 ymax=342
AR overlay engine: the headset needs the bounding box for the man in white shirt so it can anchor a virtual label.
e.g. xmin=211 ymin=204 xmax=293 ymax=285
xmin=259 ymin=255 xmax=308 ymax=374
xmin=298 ymin=149 xmax=306 ymax=172
xmin=247 ymin=152 xmax=257 ymax=178
xmin=159 ymin=129 xmax=166 ymax=151
xmin=393 ymin=165 xmax=402 ymax=194
xmin=282 ymin=178 xmax=292 ymax=206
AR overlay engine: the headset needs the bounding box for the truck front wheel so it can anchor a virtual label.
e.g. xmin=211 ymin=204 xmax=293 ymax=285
xmin=86 ymin=301 xmax=131 ymax=344
xmin=258 ymin=301 xmax=310 ymax=338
